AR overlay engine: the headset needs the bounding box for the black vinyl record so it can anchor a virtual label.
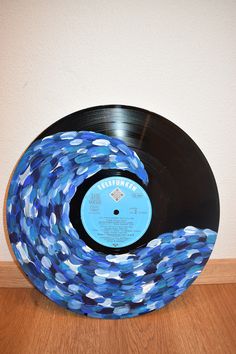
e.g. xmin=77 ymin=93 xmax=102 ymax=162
xmin=7 ymin=105 xmax=219 ymax=318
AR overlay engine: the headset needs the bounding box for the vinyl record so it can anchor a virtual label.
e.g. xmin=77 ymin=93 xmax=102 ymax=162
xmin=6 ymin=105 xmax=219 ymax=319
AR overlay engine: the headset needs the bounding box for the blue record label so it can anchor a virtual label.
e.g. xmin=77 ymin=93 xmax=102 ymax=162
xmin=80 ymin=176 xmax=152 ymax=248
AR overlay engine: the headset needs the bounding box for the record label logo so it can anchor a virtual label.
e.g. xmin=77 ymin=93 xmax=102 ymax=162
xmin=110 ymin=188 xmax=124 ymax=202
xmin=80 ymin=176 xmax=152 ymax=248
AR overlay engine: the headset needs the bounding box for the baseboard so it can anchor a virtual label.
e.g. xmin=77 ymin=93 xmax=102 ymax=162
xmin=0 ymin=259 xmax=235 ymax=288
xmin=194 ymin=259 xmax=236 ymax=284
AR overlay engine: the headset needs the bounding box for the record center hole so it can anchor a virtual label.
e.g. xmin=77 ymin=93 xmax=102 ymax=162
xmin=113 ymin=209 xmax=119 ymax=215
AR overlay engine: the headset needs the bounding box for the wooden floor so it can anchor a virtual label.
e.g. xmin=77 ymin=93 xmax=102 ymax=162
xmin=0 ymin=284 xmax=235 ymax=354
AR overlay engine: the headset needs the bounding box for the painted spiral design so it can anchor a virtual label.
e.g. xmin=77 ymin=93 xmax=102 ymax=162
xmin=7 ymin=131 xmax=216 ymax=318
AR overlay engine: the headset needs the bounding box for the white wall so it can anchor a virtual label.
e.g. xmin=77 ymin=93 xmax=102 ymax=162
xmin=1 ymin=1 xmax=236 ymax=260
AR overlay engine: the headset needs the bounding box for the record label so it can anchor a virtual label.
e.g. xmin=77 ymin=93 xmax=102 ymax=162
xmin=80 ymin=177 xmax=152 ymax=248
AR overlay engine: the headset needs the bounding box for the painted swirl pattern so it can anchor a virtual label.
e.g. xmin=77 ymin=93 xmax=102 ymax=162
xmin=7 ymin=131 xmax=217 ymax=318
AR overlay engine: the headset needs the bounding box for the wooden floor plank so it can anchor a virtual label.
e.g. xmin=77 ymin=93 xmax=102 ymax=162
xmin=0 ymin=284 xmax=235 ymax=354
